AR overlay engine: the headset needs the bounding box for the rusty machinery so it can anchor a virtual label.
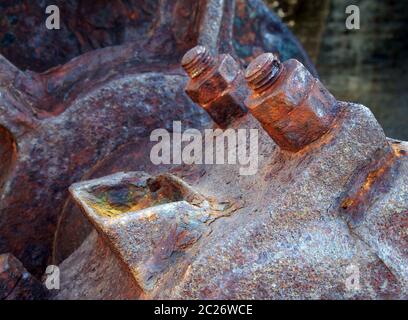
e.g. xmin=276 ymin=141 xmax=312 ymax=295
xmin=1 ymin=1 xmax=407 ymax=300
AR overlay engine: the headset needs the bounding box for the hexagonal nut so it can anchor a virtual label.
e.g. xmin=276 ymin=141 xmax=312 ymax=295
xmin=245 ymin=59 xmax=313 ymax=130
xmin=272 ymin=105 xmax=333 ymax=151
xmin=203 ymin=79 xmax=248 ymax=128
xmin=274 ymin=78 xmax=338 ymax=151
xmin=301 ymin=79 xmax=338 ymax=121
xmin=260 ymin=59 xmax=313 ymax=109
xmin=185 ymin=54 xmax=241 ymax=105
xmin=246 ymin=60 xmax=338 ymax=152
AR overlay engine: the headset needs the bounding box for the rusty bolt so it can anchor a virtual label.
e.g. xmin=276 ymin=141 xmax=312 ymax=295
xmin=244 ymin=53 xmax=339 ymax=152
xmin=182 ymin=46 xmax=248 ymax=128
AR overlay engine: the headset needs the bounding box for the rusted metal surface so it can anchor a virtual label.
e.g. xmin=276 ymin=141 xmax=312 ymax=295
xmin=182 ymin=46 xmax=249 ymax=128
xmin=69 ymin=172 xmax=232 ymax=296
xmin=52 ymin=230 xmax=141 ymax=300
xmin=4 ymin=0 xmax=403 ymax=301
xmin=66 ymin=51 xmax=408 ymax=299
xmin=0 ymin=253 xmax=47 ymax=300
xmin=0 ymin=0 xmax=314 ymax=279
xmin=245 ymin=53 xmax=338 ymax=152
xmin=0 ymin=0 xmax=315 ymax=73
xmin=0 ymin=58 xmax=206 ymax=277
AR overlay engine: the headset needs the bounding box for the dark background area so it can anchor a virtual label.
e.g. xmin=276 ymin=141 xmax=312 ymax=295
xmin=267 ymin=0 xmax=408 ymax=140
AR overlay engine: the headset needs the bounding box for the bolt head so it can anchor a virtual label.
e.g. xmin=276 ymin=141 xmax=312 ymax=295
xmin=186 ymin=54 xmax=241 ymax=105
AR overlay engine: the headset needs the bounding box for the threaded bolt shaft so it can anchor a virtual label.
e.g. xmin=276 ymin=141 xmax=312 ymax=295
xmin=245 ymin=53 xmax=282 ymax=94
xmin=182 ymin=46 xmax=215 ymax=79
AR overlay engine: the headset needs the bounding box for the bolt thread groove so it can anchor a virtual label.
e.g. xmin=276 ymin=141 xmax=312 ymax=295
xmin=245 ymin=53 xmax=282 ymax=94
xmin=182 ymin=46 xmax=215 ymax=79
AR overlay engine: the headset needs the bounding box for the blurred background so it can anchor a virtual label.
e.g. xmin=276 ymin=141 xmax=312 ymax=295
xmin=266 ymin=0 xmax=408 ymax=140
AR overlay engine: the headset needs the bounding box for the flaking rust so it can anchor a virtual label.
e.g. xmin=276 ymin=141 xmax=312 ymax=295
xmin=64 ymin=46 xmax=408 ymax=299
xmin=69 ymin=172 xmax=232 ymax=298
xmin=244 ymin=53 xmax=338 ymax=152
xmin=1 ymin=1 xmax=407 ymax=300
xmin=182 ymin=45 xmax=249 ymax=128
xmin=0 ymin=0 xmax=313 ymax=279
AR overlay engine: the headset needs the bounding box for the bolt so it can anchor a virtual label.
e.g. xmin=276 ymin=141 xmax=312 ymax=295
xmin=181 ymin=46 xmax=215 ymax=79
xmin=244 ymin=53 xmax=339 ymax=152
xmin=245 ymin=53 xmax=282 ymax=94
xmin=182 ymin=46 xmax=248 ymax=128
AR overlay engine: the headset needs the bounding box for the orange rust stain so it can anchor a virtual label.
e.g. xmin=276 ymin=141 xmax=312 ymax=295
xmin=361 ymin=163 xmax=389 ymax=192
xmin=391 ymin=142 xmax=408 ymax=158
xmin=138 ymin=211 xmax=158 ymax=223
xmin=341 ymin=146 xmax=400 ymax=210
xmin=341 ymin=198 xmax=355 ymax=210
